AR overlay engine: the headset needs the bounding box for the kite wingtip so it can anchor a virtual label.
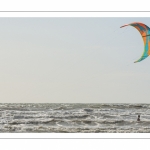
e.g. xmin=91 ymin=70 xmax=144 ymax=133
xmin=120 ymin=24 xmax=129 ymax=28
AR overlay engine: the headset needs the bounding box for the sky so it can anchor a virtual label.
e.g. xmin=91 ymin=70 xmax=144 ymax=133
xmin=0 ymin=17 xmax=150 ymax=103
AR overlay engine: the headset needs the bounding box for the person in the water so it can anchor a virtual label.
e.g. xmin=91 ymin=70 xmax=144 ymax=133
xmin=137 ymin=115 xmax=140 ymax=121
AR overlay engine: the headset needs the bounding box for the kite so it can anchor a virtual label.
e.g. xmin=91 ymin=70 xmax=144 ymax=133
xmin=120 ymin=22 xmax=150 ymax=63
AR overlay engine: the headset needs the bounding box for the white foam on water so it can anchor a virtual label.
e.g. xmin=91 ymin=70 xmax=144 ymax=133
xmin=0 ymin=103 xmax=149 ymax=132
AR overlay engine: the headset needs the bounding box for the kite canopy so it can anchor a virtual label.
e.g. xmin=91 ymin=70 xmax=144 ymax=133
xmin=120 ymin=22 xmax=150 ymax=63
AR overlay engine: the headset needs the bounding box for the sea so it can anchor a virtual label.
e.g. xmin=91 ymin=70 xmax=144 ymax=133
xmin=0 ymin=103 xmax=150 ymax=133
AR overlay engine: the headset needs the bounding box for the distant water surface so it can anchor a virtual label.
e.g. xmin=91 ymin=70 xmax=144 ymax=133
xmin=0 ymin=103 xmax=149 ymax=133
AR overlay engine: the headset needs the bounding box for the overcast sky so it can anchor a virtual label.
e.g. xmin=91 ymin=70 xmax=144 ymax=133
xmin=0 ymin=17 xmax=150 ymax=103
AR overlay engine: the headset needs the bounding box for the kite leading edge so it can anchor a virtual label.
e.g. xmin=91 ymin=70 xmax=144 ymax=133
xmin=120 ymin=22 xmax=150 ymax=63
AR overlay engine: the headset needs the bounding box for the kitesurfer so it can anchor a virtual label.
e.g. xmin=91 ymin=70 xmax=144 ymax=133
xmin=137 ymin=115 xmax=140 ymax=121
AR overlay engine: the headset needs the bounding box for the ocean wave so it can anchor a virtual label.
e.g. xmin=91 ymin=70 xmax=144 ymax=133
xmin=0 ymin=103 xmax=150 ymax=133
xmin=2 ymin=125 xmax=150 ymax=133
